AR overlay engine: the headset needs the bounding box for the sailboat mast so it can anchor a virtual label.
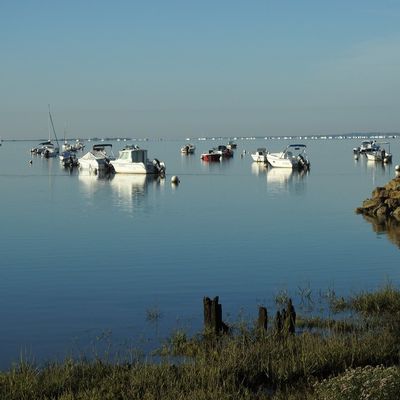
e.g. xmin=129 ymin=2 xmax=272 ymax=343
xmin=48 ymin=104 xmax=60 ymax=146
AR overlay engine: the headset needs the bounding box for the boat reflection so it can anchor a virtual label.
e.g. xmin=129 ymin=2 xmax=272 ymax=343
xmin=109 ymin=174 xmax=162 ymax=213
xmin=364 ymin=158 xmax=392 ymax=185
xmin=362 ymin=214 xmax=400 ymax=249
xmin=251 ymin=162 xmax=267 ymax=176
xmin=266 ymin=168 xmax=308 ymax=194
xmin=78 ymin=170 xmax=113 ymax=197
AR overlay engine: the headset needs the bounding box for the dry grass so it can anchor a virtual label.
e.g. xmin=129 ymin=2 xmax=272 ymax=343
xmin=1 ymin=286 xmax=400 ymax=399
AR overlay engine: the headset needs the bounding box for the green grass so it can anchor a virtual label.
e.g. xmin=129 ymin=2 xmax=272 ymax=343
xmin=2 ymin=286 xmax=400 ymax=399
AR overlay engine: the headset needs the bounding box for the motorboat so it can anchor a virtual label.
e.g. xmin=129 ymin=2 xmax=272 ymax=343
xmin=201 ymin=149 xmax=221 ymax=162
xmin=59 ymin=150 xmax=79 ymax=168
xmin=181 ymin=143 xmax=196 ymax=154
xmin=353 ymin=140 xmax=380 ymax=154
xmin=72 ymin=139 xmax=85 ymax=151
xmin=266 ymin=144 xmax=310 ymax=169
xmin=110 ymin=145 xmax=166 ymax=175
xmin=366 ymin=142 xmax=392 ymax=163
xmin=78 ymin=144 xmax=115 ymax=173
xmin=215 ymin=145 xmax=234 ymax=158
xmin=227 ymin=140 xmax=237 ymax=149
xmin=251 ymin=148 xmax=268 ymax=162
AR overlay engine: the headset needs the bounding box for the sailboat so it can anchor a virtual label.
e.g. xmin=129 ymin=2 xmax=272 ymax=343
xmin=31 ymin=105 xmax=60 ymax=157
xmin=41 ymin=105 xmax=60 ymax=158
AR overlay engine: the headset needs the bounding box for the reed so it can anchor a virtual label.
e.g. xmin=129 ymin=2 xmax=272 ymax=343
xmin=1 ymin=286 xmax=400 ymax=399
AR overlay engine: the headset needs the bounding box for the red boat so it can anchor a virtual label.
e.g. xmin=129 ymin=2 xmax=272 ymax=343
xmin=201 ymin=150 xmax=221 ymax=162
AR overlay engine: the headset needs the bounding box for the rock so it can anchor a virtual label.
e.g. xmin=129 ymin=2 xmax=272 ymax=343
xmin=357 ymin=177 xmax=400 ymax=220
xmin=376 ymin=205 xmax=389 ymax=219
xmin=393 ymin=207 xmax=400 ymax=221
xmin=385 ymin=198 xmax=400 ymax=211
xmin=389 ymin=190 xmax=400 ymax=199
xmin=384 ymin=178 xmax=400 ymax=191
xmin=362 ymin=198 xmax=380 ymax=210
xmin=372 ymin=187 xmax=385 ymax=198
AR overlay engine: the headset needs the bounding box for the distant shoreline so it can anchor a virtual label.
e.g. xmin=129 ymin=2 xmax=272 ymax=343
xmin=2 ymin=132 xmax=399 ymax=143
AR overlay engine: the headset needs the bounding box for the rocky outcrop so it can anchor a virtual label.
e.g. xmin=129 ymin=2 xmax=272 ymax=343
xmin=356 ymin=177 xmax=400 ymax=221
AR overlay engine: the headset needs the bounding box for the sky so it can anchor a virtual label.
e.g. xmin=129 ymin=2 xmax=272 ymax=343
xmin=1 ymin=0 xmax=400 ymax=140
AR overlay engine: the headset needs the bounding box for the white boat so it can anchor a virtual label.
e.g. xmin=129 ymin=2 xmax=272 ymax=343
xmin=366 ymin=142 xmax=392 ymax=163
xmin=353 ymin=140 xmax=380 ymax=154
xmin=181 ymin=143 xmax=196 ymax=154
xmin=251 ymin=148 xmax=268 ymax=162
xmin=31 ymin=107 xmax=60 ymax=157
xmin=78 ymin=144 xmax=115 ymax=173
xmin=42 ymin=106 xmax=60 ymax=157
xmin=110 ymin=145 xmax=166 ymax=175
xmin=266 ymin=144 xmax=310 ymax=169
xmin=72 ymin=139 xmax=85 ymax=151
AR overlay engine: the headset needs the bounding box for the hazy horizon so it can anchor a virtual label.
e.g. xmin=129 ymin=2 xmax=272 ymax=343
xmin=2 ymin=1 xmax=400 ymax=140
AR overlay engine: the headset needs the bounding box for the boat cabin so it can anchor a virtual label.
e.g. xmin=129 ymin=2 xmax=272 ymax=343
xmin=118 ymin=146 xmax=148 ymax=163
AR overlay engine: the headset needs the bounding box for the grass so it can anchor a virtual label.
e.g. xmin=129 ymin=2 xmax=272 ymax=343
xmin=1 ymin=285 xmax=400 ymax=399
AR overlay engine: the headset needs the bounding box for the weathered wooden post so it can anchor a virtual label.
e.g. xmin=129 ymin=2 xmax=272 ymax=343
xmin=286 ymin=298 xmax=296 ymax=335
xmin=203 ymin=296 xmax=224 ymax=334
xmin=203 ymin=296 xmax=212 ymax=330
xmin=257 ymin=306 xmax=268 ymax=334
xmin=211 ymin=296 xmax=222 ymax=334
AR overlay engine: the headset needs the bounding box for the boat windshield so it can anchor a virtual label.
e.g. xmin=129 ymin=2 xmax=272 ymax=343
xmin=130 ymin=150 xmax=147 ymax=163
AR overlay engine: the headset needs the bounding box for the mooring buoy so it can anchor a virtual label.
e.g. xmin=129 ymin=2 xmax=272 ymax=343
xmin=171 ymin=175 xmax=180 ymax=184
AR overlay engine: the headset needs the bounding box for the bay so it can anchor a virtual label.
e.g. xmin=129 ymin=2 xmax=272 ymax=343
xmin=0 ymin=136 xmax=399 ymax=368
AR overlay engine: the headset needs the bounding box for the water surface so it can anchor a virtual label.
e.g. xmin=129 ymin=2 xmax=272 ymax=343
xmin=1 ymin=137 xmax=399 ymax=368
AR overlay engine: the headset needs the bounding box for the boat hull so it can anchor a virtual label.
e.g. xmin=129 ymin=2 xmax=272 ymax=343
xmin=201 ymin=153 xmax=221 ymax=161
xmin=111 ymin=160 xmax=158 ymax=174
xmin=266 ymin=153 xmax=296 ymax=168
xmin=251 ymin=154 xmax=266 ymax=162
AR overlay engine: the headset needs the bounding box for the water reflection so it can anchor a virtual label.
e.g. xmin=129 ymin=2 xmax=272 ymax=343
xmin=251 ymin=162 xmax=267 ymax=176
xmin=78 ymin=170 xmax=113 ymax=196
xmin=362 ymin=215 xmax=400 ymax=248
xmin=355 ymin=154 xmax=393 ymax=184
xmin=266 ymin=168 xmax=308 ymax=194
xmin=109 ymin=174 xmax=162 ymax=213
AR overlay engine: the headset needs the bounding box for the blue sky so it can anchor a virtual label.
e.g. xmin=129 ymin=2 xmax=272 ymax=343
xmin=1 ymin=0 xmax=400 ymax=139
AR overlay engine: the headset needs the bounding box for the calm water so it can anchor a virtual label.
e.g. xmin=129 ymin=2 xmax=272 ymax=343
xmin=1 ymin=137 xmax=400 ymax=368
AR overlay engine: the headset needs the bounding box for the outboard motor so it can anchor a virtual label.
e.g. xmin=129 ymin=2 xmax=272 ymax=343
xmin=297 ymin=154 xmax=310 ymax=170
xmin=153 ymin=158 xmax=166 ymax=177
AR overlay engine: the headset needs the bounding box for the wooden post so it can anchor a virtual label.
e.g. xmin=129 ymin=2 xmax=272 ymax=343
xmin=257 ymin=306 xmax=268 ymax=333
xmin=211 ymin=296 xmax=222 ymax=334
xmin=287 ymin=298 xmax=296 ymax=335
xmin=203 ymin=296 xmax=227 ymax=334
xmin=203 ymin=297 xmax=212 ymax=330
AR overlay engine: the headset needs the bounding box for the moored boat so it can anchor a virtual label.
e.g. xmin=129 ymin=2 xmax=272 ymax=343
xmin=251 ymin=148 xmax=268 ymax=162
xmin=59 ymin=150 xmax=79 ymax=168
xmin=201 ymin=150 xmax=221 ymax=162
xmin=216 ymin=145 xmax=234 ymax=158
xmin=181 ymin=143 xmax=196 ymax=154
xmin=353 ymin=140 xmax=380 ymax=154
xmin=78 ymin=144 xmax=115 ymax=173
xmin=366 ymin=142 xmax=392 ymax=163
xmin=110 ymin=145 xmax=166 ymax=175
xmin=227 ymin=140 xmax=237 ymax=149
xmin=31 ymin=106 xmax=60 ymax=157
xmin=266 ymin=144 xmax=310 ymax=169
